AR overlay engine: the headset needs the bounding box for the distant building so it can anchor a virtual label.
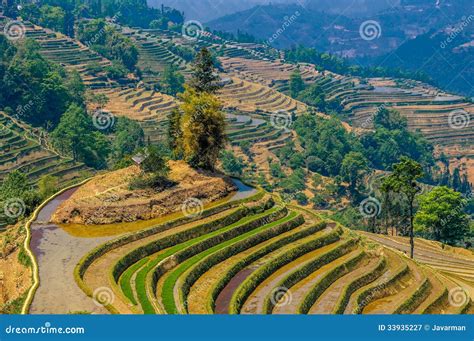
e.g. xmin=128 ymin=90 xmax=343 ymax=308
xmin=132 ymin=153 xmax=147 ymax=166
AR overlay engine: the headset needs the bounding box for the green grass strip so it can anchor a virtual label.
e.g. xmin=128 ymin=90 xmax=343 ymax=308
xmin=161 ymin=211 xmax=299 ymax=314
xmin=135 ymin=206 xmax=281 ymax=314
xmin=119 ymin=257 xmax=149 ymax=305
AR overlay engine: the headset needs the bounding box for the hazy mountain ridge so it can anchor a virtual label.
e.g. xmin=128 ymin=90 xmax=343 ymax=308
xmin=208 ymin=0 xmax=474 ymax=96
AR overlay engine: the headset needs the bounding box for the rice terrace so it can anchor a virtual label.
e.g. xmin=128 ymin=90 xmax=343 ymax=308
xmin=0 ymin=0 xmax=473 ymax=321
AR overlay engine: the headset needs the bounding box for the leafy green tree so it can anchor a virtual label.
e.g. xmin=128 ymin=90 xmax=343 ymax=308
xmin=167 ymin=108 xmax=183 ymax=159
xmin=0 ymin=171 xmax=40 ymax=222
xmin=51 ymin=104 xmax=110 ymax=168
xmin=39 ymin=5 xmax=66 ymax=33
xmin=289 ymin=69 xmax=305 ymax=98
xmin=180 ymin=87 xmax=226 ymax=170
xmin=361 ymin=108 xmax=434 ymax=170
xmin=297 ymin=83 xmax=326 ymax=111
xmin=220 ymin=150 xmax=245 ymax=176
xmin=87 ymin=92 xmax=109 ymax=109
xmin=140 ymin=145 xmax=169 ymax=176
xmin=374 ymin=108 xmax=408 ymax=131
xmin=37 ymin=175 xmax=59 ymax=199
xmin=341 ymin=152 xmax=369 ymax=194
xmin=382 ymin=157 xmax=424 ymax=258
xmin=161 ymin=66 xmax=185 ymax=96
xmin=415 ymin=187 xmax=470 ymax=245
xmin=0 ymin=38 xmax=76 ymax=127
xmin=270 ymin=163 xmax=285 ymax=178
xmin=189 ymin=48 xmax=220 ymax=94
xmin=294 ymin=192 xmax=308 ymax=205
xmin=77 ymin=19 xmax=138 ymax=71
xmin=111 ymin=117 xmax=145 ymax=161
xmin=281 ymin=169 xmax=306 ymax=194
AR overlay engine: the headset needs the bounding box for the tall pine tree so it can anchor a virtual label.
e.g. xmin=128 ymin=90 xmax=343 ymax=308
xmin=189 ymin=48 xmax=220 ymax=94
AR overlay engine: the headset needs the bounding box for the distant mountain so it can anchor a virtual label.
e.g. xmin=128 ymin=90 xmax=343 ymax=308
xmin=377 ymin=29 xmax=474 ymax=97
xmin=147 ymin=0 xmax=291 ymax=22
xmin=207 ymin=0 xmax=473 ymax=96
xmin=147 ymin=0 xmax=402 ymax=22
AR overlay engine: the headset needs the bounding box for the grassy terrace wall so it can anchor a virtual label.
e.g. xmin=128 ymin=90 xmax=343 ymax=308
xmin=333 ymin=256 xmax=387 ymax=314
xmin=229 ymin=227 xmax=343 ymax=314
xmin=352 ymin=262 xmax=409 ymax=314
xmin=74 ymin=190 xmax=266 ymax=313
xmin=151 ymin=205 xmax=287 ymax=295
xmin=179 ymin=213 xmax=306 ymax=312
xmin=208 ymin=221 xmax=328 ymax=313
xmin=264 ymin=239 xmax=361 ymax=314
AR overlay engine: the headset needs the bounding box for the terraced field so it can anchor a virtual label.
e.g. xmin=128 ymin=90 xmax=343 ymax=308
xmin=0 ymin=112 xmax=90 ymax=230
xmin=220 ymin=57 xmax=321 ymax=91
xmin=73 ymin=188 xmax=473 ymax=315
xmin=219 ymin=77 xmax=307 ymax=114
xmin=96 ymin=87 xmax=178 ymax=143
xmin=121 ymin=27 xmax=189 ymax=84
xmin=0 ymin=112 xmax=89 ymax=185
xmin=0 ymin=20 xmax=118 ymax=89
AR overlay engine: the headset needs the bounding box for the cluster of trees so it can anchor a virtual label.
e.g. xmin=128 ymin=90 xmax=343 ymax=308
xmin=379 ymin=158 xmax=471 ymax=255
xmin=51 ymin=104 xmax=145 ymax=169
xmin=0 ymin=171 xmax=63 ymax=226
xmin=76 ymin=19 xmax=138 ymax=76
xmin=437 ymin=155 xmax=472 ymax=196
xmin=361 ymin=108 xmax=434 ymax=171
xmin=285 ymin=46 xmax=432 ymax=84
xmin=0 ymin=36 xmax=84 ymax=127
xmin=210 ymin=30 xmax=261 ymax=44
xmin=7 ymin=0 xmax=185 ymax=33
xmin=18 ymin=3 xmax=70 ymax=34
xmin=290 ymin=71 xmax=343 ymax=114
xmin=159 ymin=66 xmax=185 ymax=96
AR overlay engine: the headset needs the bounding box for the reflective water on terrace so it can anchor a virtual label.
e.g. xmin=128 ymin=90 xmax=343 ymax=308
xmin=29 ymin=179 xmax=256 ymax=314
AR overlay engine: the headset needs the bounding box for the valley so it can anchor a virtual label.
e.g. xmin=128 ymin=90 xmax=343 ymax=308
xmin=0 ymin=1 xmax=472 ymax=318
